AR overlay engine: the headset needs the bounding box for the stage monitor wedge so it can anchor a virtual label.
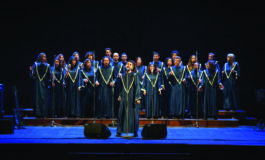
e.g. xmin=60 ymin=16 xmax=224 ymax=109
xmin=141 ymin=123 xmax=167 ymax=139
xmin=84 ymin=123 xmax=111 ymax=139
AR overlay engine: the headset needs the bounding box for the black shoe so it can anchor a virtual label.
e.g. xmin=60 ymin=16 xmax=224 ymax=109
xmin=116 ymin=133 xmax=121 ymax=137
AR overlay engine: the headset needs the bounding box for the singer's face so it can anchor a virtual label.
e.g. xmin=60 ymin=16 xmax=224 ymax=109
xmin=194 ymin=63 xmax=198 ymax=70
xmin=227 ymin=56 xmax=233 ymax=63
xmin=167 ymin=59 xmax=173 ymax=67
xmin=88 ymin=55 xmax=93 ymax=61
xmin=208 ymin=54 xmax=214 ymax=60
xmin=72 ymin=59 xmax=77 ymax=66
xmin=126 ymin=62 xmax=133 ymax=71
xmin=106 ymin=50 xmax=112 ymax=57
xmin=136 ymin=58 xmax=142 ymax=66
xmin=175 ymin=59 xmax=180 ymax=66
xmin=153 ymin=54 xmax=159 ymax=61
xmin=191 ymin=56 xmax=196 ymax=63
xmin=113 ymin=53 xmax=119 ymax=61
xmin=59 ymin=55 xmax=64 ymax=62
xmin=122 ymin=55 xmax=127 ymax=61
xmin=86 ymin=60 xmax=91 ymax=68
xmin=172 ymin=53 xmax=177 ymax=60
xmin=150 ymin=65 xmax=154 ymax=71
xmin=74 ymin=54 xmax=79 ymax=60
xmin=55 ymin=60 xmax=60 ymax=67
xmin=103 ymin=58 xmax=110 ymax=66
xmin=41 ymin=55 xmax=46 ymax=62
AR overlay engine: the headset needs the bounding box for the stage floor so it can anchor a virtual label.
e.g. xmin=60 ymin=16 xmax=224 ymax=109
xmin=1 ymin=126 xmax=265 ymax=146
xmin=1 ymin=126 xmax=265 ymax=159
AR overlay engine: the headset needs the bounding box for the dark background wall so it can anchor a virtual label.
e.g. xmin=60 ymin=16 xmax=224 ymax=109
xmin=0 ymin=2 xmax=263 ymax=117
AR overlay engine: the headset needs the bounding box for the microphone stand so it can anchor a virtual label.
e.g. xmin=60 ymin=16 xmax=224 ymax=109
xmin=151 ymin=51 xmax=155 ymax=124
xmin=93 ymin=51 xmax=96 ymax=124
xmin=109 ymin=64 xmax=117 ymax=127
xmin=51 ymin=64 xmax=56 ymax=127
xmin=186 ymin=51 xmax=205 ymax=128
xmin=45 ymin=57 xmax=63 ymax=127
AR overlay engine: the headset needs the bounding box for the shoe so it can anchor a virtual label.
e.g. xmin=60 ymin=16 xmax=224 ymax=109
xmin=133 ymin=133 xmax=138 ymax=137
xmin=116 ymin=133 xmax=121 ymax=137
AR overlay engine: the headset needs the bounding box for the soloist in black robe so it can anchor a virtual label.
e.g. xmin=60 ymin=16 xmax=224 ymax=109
xmin=117 ymin=72 xmax=141 ymax=134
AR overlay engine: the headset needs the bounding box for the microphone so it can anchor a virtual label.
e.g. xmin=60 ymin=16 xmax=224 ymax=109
xmin=126 ymin=67 xmax=130 ymax=72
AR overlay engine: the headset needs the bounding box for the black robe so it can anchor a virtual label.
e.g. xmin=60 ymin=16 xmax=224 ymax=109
xmin=117 ymin=72 xmax=141 ymax=134
xmin=32 ymin=62 xmax=50 ymax=117
xmin=79 ymin=68 xmax=96 ymax=118
xmin=200 ymin=69 xmax=221 ymax=118
xmin=169 ymin=65 xmax=186 ymax=118
xmin=142 ymin=72 xmax=162 ymax=118
xmin=187 ymin=70 xmax=204 ymax=118
xmin=222 ymin=62 xmax=240 ymax=110
xmin=136 ymin=65 xmax=147 ymax=110
xmin=65 ymin=66 xmax=80 ymax=117
xmin=113 ymin=61 xmax=124 ymax=117
xmin=96 ymin=65 xmax=116 ymax=118
xmin=161 ymin=67 xmax=172 ymax=117
xmin=50 ymin=66 xmax=65 ymax=117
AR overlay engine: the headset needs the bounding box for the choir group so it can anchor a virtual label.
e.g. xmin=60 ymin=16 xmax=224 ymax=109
xmin=29 ymin=48 xmax=240 ymax=123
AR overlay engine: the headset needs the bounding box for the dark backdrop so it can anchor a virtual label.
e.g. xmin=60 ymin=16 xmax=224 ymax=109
xmin=0 ymin=2 xmax=263 ymax=117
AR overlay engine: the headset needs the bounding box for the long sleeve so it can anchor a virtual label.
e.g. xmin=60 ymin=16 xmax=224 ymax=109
xmin=235 ymin=62 xmax=240 ymax=78
xmin=79 ymin=70 xmax=84 ymax=88
xmin=199 ymin=71 xmax=205 ymax=89
xmin=46 ymin=64 xmax=51 ymax=86
xmin=185 ymin=66 xmax=190 ymax=86
xmin=119 ymin=75 xmax=123 ymax=98
xmin=216 ymin=70 xmax=221 ymax=85
xmin=158 ymin=73 xmax=162 ymax=92
xmin=141 ymin=73 xmax=147 ymax=92
xmin=31 ymin=63 xmax=36 ymax=79
xmin=134 ymin=73 xmax=141 ymax=101
xmin=168 ymin=67 xmax=173 ymax=83
xmin=160 ymin=67 xmax=164 ymax=88
xmin=111 ymin=67 xmax=116 ymax=85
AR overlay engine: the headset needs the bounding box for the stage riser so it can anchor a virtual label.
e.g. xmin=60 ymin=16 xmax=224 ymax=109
xmin=140 ymin=110 xmax=247 ymax=119
xmin=24 ymin=118 xmax=239 ymax=127
xmin=13 ymin=109 xmax=247 ymax=119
